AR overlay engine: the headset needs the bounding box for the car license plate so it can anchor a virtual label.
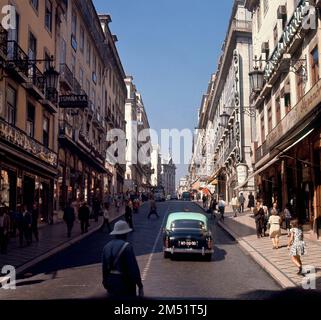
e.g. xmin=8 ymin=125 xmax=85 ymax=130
xmin=179 ymin=240 xmax=197 ymax=247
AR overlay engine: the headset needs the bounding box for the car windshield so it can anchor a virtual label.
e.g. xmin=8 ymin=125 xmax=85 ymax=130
xmin=170 ymin=220 xmax=206 ymax=231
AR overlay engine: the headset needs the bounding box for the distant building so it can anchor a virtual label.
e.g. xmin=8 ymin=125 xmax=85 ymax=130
xmin=161 ymin=157 xmax=176 ymax=197
xmin=178 ymin=176 xmax=189 ymax=197
xmin=151 ymin=145 xmax=162 ymax=187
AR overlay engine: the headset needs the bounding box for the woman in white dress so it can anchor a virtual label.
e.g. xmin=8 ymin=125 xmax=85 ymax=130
xmin=268 ymin=210 xmax=281 ymax=249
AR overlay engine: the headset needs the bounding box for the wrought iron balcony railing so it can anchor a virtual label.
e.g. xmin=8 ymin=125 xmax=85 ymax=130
xmin=59 ymin=63 xmax=74 ymax=90
xmin=28 ymin=64 xmax=45 ymax=94
xmin=6 ymin=40 xmax=29 ymax=77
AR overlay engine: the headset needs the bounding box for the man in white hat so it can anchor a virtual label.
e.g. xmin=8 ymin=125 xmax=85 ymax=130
xmin=102 ymin=220 xmax=144 ymax=298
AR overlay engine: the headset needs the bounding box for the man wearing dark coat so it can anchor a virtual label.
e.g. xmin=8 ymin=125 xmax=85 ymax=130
xmin=78 ymin=202 xmax=90 ymax=234
xmin=102 ymin=220 xmax=144 ymax=298
xmin=63 ymin=201 xmax=75 ymax=238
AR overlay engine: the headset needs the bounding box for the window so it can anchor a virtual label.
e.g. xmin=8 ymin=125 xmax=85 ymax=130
xmin=45 ymin=0 xmax=53 ymax=32
xmin=275 ymin=96 xmax=281 ymax=125
xmin=263 ymin=0 xmax=269 ymax=15
xmin=260 ymin=115 xmax=265 ymax=143
xmin=80 ymin=26 xmax=85 ymax=53
xmin=71 ymin=54 xmax=76 ymax=76
xmin=257 ymin=5 xmax=262 ymax=31
xmin=297 ymin=67 xmax=305 ymax=101
xmin=30 ymin=0 xmax=38 ymax=11
xmin=86 ymin=40 xmax=91 ymax=66
xmin=6 ymin=86 xmax=17 ymax=125
xmin=44 ymin=52 xmax=51 ymax=71
xmin=26 ymin=104 xmax=35 ymax=138
xmin=60 ymin=38 xmax=66 ymax=65
xmin=273 ymin=24 xmax=278 ymax=47
xmin=86 ymin=79 xmax=90 ymax=97
xmin=284 ymin=93 xmax=291 ymax=114
xmin=311 ymin=46 xmax=319 ymax=86
xmin=267 ymin=105 xmax=272 ymax=133
xmin=28 ymin=32 xmax=37 ymax=60
xmin=71 ymin=10 xmax=77 ymax=51
xmin=43 ymin=116 xmax=50 ymax=148
xmin=79 ymin=67 xmax=84 ymax=88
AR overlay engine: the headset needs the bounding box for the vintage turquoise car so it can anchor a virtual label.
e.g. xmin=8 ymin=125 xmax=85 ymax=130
xmin=163 ymin=212 xmax=214 ymax=261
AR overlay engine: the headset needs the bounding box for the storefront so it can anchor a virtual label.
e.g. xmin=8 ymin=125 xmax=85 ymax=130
xmin=0 ymin=118 xmax=57 ymax=223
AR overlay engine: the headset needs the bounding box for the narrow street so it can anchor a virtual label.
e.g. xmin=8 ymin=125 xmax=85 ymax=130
xmin=0 ymin=201 xmax=280 ymax=300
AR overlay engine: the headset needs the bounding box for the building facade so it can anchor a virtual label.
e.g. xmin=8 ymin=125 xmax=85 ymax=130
xmin=245 ymin=0 xmax=321 ymax=238
xmin=161 ymin=156 xmax=176 ymax=198
xmin=0 ymin=0 xmax=62 ymax=222
xmin=124 ymin=76 xmax=152 ymax=193
xmin=151 ymin=144 xmax=162 ymax=187
xmin=178 ymin=176 xmax=189 ymax=197
xmin=189 ymin=0 xmax=254 ymax=203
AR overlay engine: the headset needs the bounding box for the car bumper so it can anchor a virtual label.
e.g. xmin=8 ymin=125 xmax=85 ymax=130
xmin=164 ymin=247 xmax=214 ymax=255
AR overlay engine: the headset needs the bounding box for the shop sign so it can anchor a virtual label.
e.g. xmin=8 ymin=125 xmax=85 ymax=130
xmin=0 ymin=118 xmax=58 ymax=167
xmin=264 ymin=0 xmax=311 ymax=81
xmin=237 ymin=163 xmax=248 ymax=185
xmin=59 ymin=94 xmax=88 ymax=109
xmin=267 ymin=77 xmax=321 ymax=148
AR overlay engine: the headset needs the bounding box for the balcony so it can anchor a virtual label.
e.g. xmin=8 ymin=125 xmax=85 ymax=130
xmin=5 ymin=40 xmax=29 ymax=82
xmin=255 ymin=141 xmax=268 ymax=163
xmin=59 ymin=64 xmax=73 ymax=91
xmin=0 ymin=26 xmax=8 ymax=61
xmin=59 ymin=120 xmax=74 ymax=140
xmin=231 ymin=19 xmax=252 ymax=33
xmin=26 ymin=64 xmax=45 ymax=100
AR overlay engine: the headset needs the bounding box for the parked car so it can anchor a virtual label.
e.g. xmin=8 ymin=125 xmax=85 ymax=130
xmin=163 ymin=212 xmax=214 ymax=261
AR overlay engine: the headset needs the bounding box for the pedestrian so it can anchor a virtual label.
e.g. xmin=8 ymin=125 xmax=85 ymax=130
xmin=78 ymin=202 xmax=90 ymax=234
xmin=19 ymin=205 xmax=32 ymax=246
xmin=239 ymin=193 xmax=245 ymax=213
xmin=287 ymin=219 xmax=306 ymax=275
xmin=125 ymin=200 xmax=134 ymax=229
xmin=218 ymin=197 xmax=226 ymax=222
xmin=253 ymin=201 xmax=264 ymax=238
xmin=0 ymin=206 xmax=10 ymax=254
xmin=231 ymin=195 xmax=239 ymax=218
xmin=63 ymin=201 xmax=75 ymax=238
xmin=248 ymin=192 xmax=255 ymax=213
xmin=102 ymin=203 xmax=111 ymax=233
xmin=102 ymin=220 xmax=144 ymax=298
xmin=31 ymin=203 xmax=39 ymax=242
xmin=270 ymin=202 xmax=279 ymax=216
xmin=262 ymin=202 xmax=269 ymax=237
xmin=283 ymin=204 xmax=292 ymax=236
xmin=148 ymin=196 xmax=159 ymax=219
xmin=268 ymin=208 xmax=281 ymax=249
xmin=202 ymin=194 xmax=208 ymax=209
xmin=93 ymin=197 xmax=101 ymax=222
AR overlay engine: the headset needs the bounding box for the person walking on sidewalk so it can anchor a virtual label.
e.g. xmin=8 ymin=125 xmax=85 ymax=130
xmin=78 ymin=202 xmax=90 ymax=234
xmin=262 ymin=202 xmax=269 ymax=237
xmin=239 ymin=193 xmax=245 ymax=213
xmin=231 ymin=196 xmax=239 ymax=218
xmin=102 ymin=220 xmax=144 ymax=298
xmin=125 ymin=200 xmax=134 ymax=230
xmin=0 ymin=207 xmax=10 ymax=254
xmin=202 ymin=194 xmax=208 ymax=210
xmin=283 ymin=204 xmax=292 ymax=236
xmin=63 ymin=201 xmax=75 ymax=238
xmin=31 ymin=203 xmax=39 ymax=242
xmin=287 ymin=219 xmax=306 ymax=275
xmin=254 ymin=201 xmax=264 ymax=238
xmin=268 ymin=209 xmax=281 ymax=249
xmin=248 ymin=192 xmax=255 ymax=213
xmin=20 ymin=205 xmax=32 ymax=246
xmin=148 ymin=196 xmax=159 ymax=219
xmin=93 ymin=197 xmax=101 ymax=223
xmin=101 ymin=203 xmax=111 ymax=233
xmin=218 ymin=197 xmax=226 ymax=222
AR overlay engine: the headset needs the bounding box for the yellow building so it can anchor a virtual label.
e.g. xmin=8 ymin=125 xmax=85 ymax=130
xmin=0 ymin=0 xmax=62 ymax=222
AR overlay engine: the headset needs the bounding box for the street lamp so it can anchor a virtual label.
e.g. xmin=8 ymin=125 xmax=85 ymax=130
xmin=44 ymin=56 xmax=59 ymax=102
xmin=249 ymin=68 xmax=264 ymax=93
xmin=219 ymin=111 xmax=229 ymax=128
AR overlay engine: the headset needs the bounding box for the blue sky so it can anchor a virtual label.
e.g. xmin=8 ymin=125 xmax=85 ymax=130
xmin=93 ymin=0 xmax=234 ymax=184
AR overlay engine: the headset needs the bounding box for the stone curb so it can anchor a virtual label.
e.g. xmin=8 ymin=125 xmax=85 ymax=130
xmin=192 ymin=201 xmax=297 ymax=289
xmin=14 ymin=210 xmax=125 ymax=276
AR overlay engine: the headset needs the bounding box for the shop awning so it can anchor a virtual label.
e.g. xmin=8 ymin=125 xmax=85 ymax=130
xmin=235 ymin=128 xmax=315 ymax=191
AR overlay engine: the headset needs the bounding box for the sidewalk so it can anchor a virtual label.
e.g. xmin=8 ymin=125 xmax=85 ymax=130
xmin=0 ymin=204 xmax=125 ymax=275
xmin=195 ymin=201 xmax=321 ymax=289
